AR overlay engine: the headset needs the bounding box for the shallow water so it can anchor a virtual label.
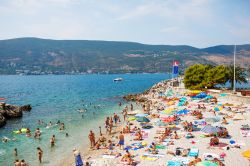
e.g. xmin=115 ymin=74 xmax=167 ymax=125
xmin=0 ymin=74 xmax=170 ymax=165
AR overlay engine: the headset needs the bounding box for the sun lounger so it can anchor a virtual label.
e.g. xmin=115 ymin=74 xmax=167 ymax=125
xmin=188 ymin=148 xmax=199 ymax=157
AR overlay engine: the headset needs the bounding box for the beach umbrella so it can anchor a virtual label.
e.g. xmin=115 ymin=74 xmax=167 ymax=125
xmin=165 ymin=89 xmax=174 ymax=97
xmin=201 ymin=125 xmax=219 ymax=134
xmin=205 ymin=95 xmax=213 ymax=99
xmin=219 ymin=93 xmax=228 ymax=97
xmin=196 ymin=161 xmax=218 ymax=166
xmin=128 ymin=117 xmax=136 ymax=121
xmin=242 ymin=150 xmax=250 ymax=158
xmin=176 ymin=109 xmax=189 ymax=116
xmin=163 ymin=108 xmax=175 ymax=115
xmin=155 ymin=120 xmax=167 ymax=126
xmin=135 ymin=113 xmax=148 ymax=118
xmin=196 ymin=92 xmax=207 ymax=98
xmin=214 ymin=106 xmax=222 ymax=111
xmin=136 ymin=116 xmax=150 ymax=123
xmin=205 ymin=117 xmax=221 ymax=123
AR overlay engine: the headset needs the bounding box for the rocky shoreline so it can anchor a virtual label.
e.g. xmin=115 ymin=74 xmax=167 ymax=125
xmin=0 ymin=102 xmax=32 ymax=127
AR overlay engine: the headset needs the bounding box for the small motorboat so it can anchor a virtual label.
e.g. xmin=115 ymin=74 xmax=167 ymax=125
xmin=113 ymin=78 xmax=123 ymax=82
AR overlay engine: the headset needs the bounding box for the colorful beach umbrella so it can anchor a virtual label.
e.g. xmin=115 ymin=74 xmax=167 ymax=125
xmin=201 ymin=125 xmax=219 ymax=134
xmin=136 ymin=116 xmax=150 ymax=122
xmin=242 ymin=150 xmax=250 ymax=158
xmin=205 ymin=117 xmax=220 ymax=123
xmin=163 ymin=108 xmax=175 ymax=115
xmin=176 ymin=109 xmax=189 ymax=115
xmin=155 ymin=120 xmax=167 ymax=126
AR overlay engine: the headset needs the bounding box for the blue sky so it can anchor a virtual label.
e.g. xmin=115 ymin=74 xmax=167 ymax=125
xmin=0 ymin=0 xmax=249 ymax=47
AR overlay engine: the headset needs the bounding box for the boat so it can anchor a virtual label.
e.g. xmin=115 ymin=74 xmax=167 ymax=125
xmin=113 ymin=78 xmax=123 ymax=82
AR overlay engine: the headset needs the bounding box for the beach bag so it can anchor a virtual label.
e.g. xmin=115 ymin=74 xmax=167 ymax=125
xmin=175 ymin=149 xmax=181 ymax=156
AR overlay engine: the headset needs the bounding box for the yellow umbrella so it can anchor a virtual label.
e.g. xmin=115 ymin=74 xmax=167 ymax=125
xmin=163 ymin=107 xmax=175 ymax=114
xmin=242 ymin=150 xmax=250 ymax=158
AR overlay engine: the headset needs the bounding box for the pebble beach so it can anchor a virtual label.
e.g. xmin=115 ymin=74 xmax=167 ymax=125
xmin=62 ymin=79 xmax=250 ymax=166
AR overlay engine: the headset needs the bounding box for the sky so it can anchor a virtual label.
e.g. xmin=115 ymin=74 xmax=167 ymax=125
xmin=0 ymin=0 xmax=250 ymax=48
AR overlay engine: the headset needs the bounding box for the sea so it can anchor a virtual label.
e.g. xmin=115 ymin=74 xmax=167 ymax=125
xmin=0 ymin=74 xmax=171 ymax=166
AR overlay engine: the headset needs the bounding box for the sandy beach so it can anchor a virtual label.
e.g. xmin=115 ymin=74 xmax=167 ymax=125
xmin=62 ymin=79 xmax=250 ymax=166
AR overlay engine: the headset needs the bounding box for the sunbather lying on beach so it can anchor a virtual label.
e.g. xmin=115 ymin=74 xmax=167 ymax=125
xmin=213 ymin=158 xmax=225 ymax=166
xmin=147 ymin=142 xmax=158 ymax=154
xmin=188 ymin=156 xmax=201 ymax=166
xmin=133 ymin=128 xmax=142 ymax=141
xmin=121 ymin=150 xmax=133 ymax=165
xmin=210 ymin=135 xmax=219 ymax=146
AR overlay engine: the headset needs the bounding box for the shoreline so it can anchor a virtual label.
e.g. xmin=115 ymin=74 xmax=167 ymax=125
xmin=60 ymin=79 xmax=250 ymax=166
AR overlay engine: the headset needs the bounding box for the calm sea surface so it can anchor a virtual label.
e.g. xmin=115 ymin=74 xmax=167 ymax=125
xmin=0 ymin=74 xmax=170 ymax=166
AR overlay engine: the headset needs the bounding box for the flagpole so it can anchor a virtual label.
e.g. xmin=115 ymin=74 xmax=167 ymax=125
xmin=233 ymin=44 xmax=236 ymax=93
xmin=172 ymin=60 xmax=174 ymax=87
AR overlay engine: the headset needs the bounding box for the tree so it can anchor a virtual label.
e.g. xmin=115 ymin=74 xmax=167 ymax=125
xmin=226 ymin=65 xmax=247 ymax=89
xmin=184 ymin=64 xmax=210 ymax=89
xmin=204 ymin=65 xmax=228 ymax=88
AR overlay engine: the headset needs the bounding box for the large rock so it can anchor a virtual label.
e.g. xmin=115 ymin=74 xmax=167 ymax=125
xmin=3 ymin=104 xmax=23 ymax=118
xmin=0 ymin=114 xmax=6 ymax=127
xmin=0 ymin=102 xmax=32 ymax=128
xmin=19 ymin=104 xmax=32 ymax=111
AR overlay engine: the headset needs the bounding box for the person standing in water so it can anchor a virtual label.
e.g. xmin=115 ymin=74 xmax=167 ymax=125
xmin=13 ymin=148 xmax=18 ymax=158
xmin=37 ymin=147 xmax=43 ymax=163
xmin=88 ymin=130 xmax=95 ymax=148
xmin=73 ymin=148 xmax=83 ymax=166
xmin=34 ymin=128 xmax=41 ymax=139
xmin=50 ymin=135 xmax=56 ymax=147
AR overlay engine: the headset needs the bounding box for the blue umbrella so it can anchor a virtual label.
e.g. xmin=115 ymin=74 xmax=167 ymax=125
xmin=176 ymin=109 xmax=189 ymax=115
xmin=136 ymin=116 xmax=150 ymax=122
xmin=196 ymin=92 xmax=207 ymax=98
xmin=135 ymin=113 xmax=148 ymax=118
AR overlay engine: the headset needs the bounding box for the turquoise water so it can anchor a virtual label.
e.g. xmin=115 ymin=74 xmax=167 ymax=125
xmin=0 ymin=74 xmax=170 ymax=166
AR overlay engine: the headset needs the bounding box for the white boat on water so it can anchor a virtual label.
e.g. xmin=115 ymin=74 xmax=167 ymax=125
xmin=113 ymin=78 xmax=123 ymax=82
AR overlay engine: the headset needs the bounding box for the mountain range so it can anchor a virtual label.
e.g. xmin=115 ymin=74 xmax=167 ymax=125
xmin=0 ymin=38 xmax=249 ymax=74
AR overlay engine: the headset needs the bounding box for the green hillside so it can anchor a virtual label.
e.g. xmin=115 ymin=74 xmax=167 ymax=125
xmin=0 ymin=38 xmax=249 ymax=74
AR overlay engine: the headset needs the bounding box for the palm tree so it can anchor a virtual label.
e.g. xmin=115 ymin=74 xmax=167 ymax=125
xmin=226 ymin=65 xmax=247 ymax=89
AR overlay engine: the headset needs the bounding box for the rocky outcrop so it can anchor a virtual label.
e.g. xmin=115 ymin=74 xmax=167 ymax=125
xmin=123 ymin=94 xmax=148 ymax=102
xmin=0 ymin=102 xmax=32 ymax=128
xmin=19 ymin=104 xmax=32 ymax=112
xmin=0 ymin=114 xmax=6 ymax=127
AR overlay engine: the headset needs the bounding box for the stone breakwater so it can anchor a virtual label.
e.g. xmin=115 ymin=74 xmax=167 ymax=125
xmin=123 ymin=79 xmax=171 ymax=102
xmin=0 ymin=102 xmax=32 ymax=127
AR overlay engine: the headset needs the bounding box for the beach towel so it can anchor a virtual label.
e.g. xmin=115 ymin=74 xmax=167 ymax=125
xmin=171 ymin=157 xmax=190 ymax=165
xmin=102 ymin=155 xmax=116 ymax=159
xmin=167 ymin=161 xmax=181 ymax=166
xmin=143 ymin=153 xmax=165 ymax=157
xmin=212 ymin=142 xmax=228 ymax=148
xmin=155 ymin=145 xmax=166 ymax=149
xmin=75 ymin=154 xmax=83 ymax=166
xmin=203 ymin=153 xmax=219 ymax=161
xmin=188 ymin=148 xmax=199 ymax=157
xmin=140 ymin=156 xmax=158 ymax=161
